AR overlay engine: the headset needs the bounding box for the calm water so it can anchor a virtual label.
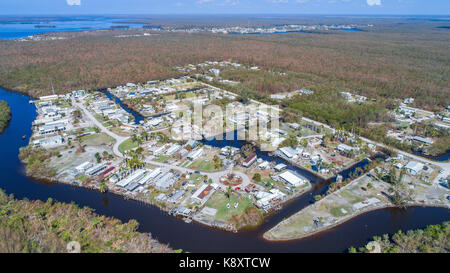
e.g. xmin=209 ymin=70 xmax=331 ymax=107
xmin=414 ymin=150 xmax=450 ymax=162
xmin=227 ymin=30 xmax=306 ymax=35
xmin=335 ymin=28 xmax=363 ymax=32
xmin=0 ymin=16 xmax=145 ymax=39
xmin=103 ymin=90 xmax=145 ymax=124
xmin=0 ymin=87 xmax=448 ymax=252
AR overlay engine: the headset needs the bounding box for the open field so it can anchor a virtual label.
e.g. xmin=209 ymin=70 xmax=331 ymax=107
xmin=264 ymin=170 xmax=450 ymax=241
xmin=205 ymin=191 xmax=253 ymax=223
xmin=118 ymin=138 xmax=139 ymax=153
xmin=80 ymin=133 xmax=115 ymax=146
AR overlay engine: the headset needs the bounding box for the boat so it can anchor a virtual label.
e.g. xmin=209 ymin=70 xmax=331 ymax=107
xmin=22 ymin=135 xmax=26 ymax=140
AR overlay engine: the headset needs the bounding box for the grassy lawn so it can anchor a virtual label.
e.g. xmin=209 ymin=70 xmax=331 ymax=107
xmin=102 ymin=120 xmax=118 ymax=128
xmin=339 ymin=189 xmax=365 ymax=204
xmin=185 ymin=92 xmax=197 ymax=98
xmin=119 ymin=138 xmax=139 ymax=153
xmin=329 ymin=206 xmax=352 ymax=217
xmin=110 ymin=127 xmax=133 ymax=136
xmin=259 ymin=177 xmax=276 ymax=188
xmin=94 ymin=114 xmax=106 ymax=122
xmin=76 ymin=174 xmax=88 ymax=183
xmin=164 ymin=94 xmax=175 ymax=100
xmin=205 ymin=192 xmax=253 ymax=222
xmin=189 ymin=174 xmax=206 ymax=185
xmin=190 ymin=159 xmax=223 ymax=172
xmin=80 ymin=133 xmax=115 ymax=146
xmin=179 ymin=160 xmax=190 ymax=167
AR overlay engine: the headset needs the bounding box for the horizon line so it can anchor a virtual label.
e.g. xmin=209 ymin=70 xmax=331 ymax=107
xmin=0 ymin=13 xmax=449 ymax=17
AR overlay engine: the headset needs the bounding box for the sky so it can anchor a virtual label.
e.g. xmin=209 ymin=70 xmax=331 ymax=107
xmin=0 ymin=0 xmax=449 ymax=15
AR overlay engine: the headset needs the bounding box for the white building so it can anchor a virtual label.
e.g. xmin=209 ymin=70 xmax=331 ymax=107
xmin=33 ymin=135 xmax=64 ymax=148
xmin=166 ymin=144 xmax=181 ymax=156
xmin=148 ymin=117 xmax=163 ymax=127
xmin=279 ymin=147 xmax=297 ymax=159
xmin=116 ymin=169 xmax=147 ymax=188
xmin=208 ymin=68 xmax=220 ymax=76
xmin=39 ymin=95 xmax=59 ymax=101
xmin=187 ymin=148 xmax=203 ymax=160
xmin=274 ymin=163 xmax=287 ymax=172
xmin=155 ymin=172 xmax=176 ymax=191
xmin=255 ymin=189 xmax=286 ymax=209
xmin=75 ymin=161 xmax=93 ymax=174
xmin=279 ymin=170 xmax=308 ymax=187
xmin=404 ymin=161 xmax=424 ymax=175
xmin=38 ymin=122 xmax=66 ymax=135
xmin=85 ymin=163 xmax=108 ymax=176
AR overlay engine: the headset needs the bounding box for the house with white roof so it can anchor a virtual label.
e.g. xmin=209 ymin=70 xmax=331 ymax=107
xmin=255 ymin=189 xmax=286 ymax=209
xmin=279 ymin=170 xmax=308 ymax=187
xmin=279 ymin=146 xmax=297 ymax=159
xmin=188 ymin=148 xmax=204 ymax=160
xmin=33 ymin=135 xmax=64 ymax=148
xmin=404 ymin=161 xmax=424 ymax=175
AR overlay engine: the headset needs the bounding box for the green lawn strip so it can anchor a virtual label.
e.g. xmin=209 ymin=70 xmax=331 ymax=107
xmin=205 ymin=192 xmax=253 ymax=222
xmin=80 ymin=133 xmax=115 ymax=146
xmin=119 ymin=138 xmax=139 ymax=153
xmin=154 ymin=155 xmax=169 ymax=163
xmin=190 ymin=159 xmax=223 ymax=172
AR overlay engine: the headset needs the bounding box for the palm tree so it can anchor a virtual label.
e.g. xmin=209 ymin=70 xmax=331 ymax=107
xmin=141 ymin=131 xmax=148 ymax=141
xmin=131 ymin=134 xmax=138 ymax=143
xmin=137 ymin=137 xmax=143 ymax=147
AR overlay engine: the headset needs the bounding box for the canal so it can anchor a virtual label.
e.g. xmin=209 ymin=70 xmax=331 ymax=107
xmin=0 ymin=87 xmax=448 ymax=252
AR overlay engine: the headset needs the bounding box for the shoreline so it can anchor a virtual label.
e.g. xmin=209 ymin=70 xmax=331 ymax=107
xmin=21 ymin=163 xmax=248 ymax=233
xmin=263 ymin=170 xmax=450 ymax=242
xmin=263 ymin=202 xmax=450 ymax=242
xmin=0 ymin=104 xmax=11 ymax=135
xmin=2 ymin=83 xmax=449 ymax=162
xmin=21 ymin=156 xmax=315 ymax=234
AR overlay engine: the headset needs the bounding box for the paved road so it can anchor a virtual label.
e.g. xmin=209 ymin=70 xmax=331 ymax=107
xmin=74 ymin=99 xmax=171 ymax=158
xmin=74 ymin=98 xmax=254 ymax=189
xmin=73 ymin=100 xmax=128 ymax=157
xmin=301 ymin=117 xmax=450 ymax=184
xmin=75 ymin=89 xmax=449 ymax=189
xmin=144 ymin=158 xmax=252 ymax=190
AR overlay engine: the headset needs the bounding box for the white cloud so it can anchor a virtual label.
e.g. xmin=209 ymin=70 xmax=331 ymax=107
xmin=268 ymin=0 xmax=289 ymax=3
xmin=366 ymin=0 xmax=381 ymax=6
xmin=221 ymin=0 xmax=240 ymax=6
xmin=66 ymin=0 xmax=81 ymax=6
xmin=196 ymin=0 xmax=214 ymax=4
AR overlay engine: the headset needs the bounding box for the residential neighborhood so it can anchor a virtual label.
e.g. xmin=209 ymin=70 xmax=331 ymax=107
xmin=21 ymin=72 xmax=449 ymax=235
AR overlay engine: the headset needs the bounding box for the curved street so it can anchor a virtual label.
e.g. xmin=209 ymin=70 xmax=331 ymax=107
xmin=75 ymin=96 xmax=448 ymax=188
xmin=74 ymin=98 xmax=254 ymax=188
